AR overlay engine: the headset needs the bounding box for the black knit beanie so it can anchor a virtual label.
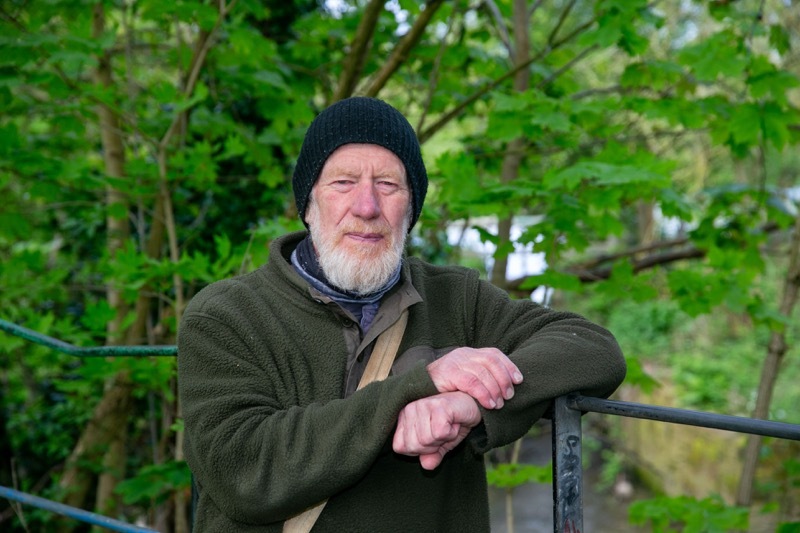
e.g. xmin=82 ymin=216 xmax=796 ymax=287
xmin=293 ymin=97 xmax=428 ymax=230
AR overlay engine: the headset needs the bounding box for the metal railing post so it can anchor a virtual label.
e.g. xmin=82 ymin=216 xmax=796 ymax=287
xmin=552 ymin=394 xmax=583 ymax=533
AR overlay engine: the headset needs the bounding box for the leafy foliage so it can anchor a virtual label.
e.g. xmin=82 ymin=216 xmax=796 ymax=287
xmin=486 ymin=461 xmax=552 ymax=489
xmin=115 ymin=461 xmax=191 ymax=506
xmin=629 ymin=495 xmax=749 ymax=533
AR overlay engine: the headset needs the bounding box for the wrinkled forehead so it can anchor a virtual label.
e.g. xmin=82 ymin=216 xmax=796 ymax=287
xmin=316 ymin=143 xmax=408 ymax=183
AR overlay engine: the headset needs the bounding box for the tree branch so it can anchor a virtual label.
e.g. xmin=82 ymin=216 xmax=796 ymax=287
xmin=364 ymin=0 xmax=446 ymax=98
xmin=418 ymin=52 xmax=533 ymax=143
xmin=534 ymin=43 xmax=598 ymax=89
xmin=571 ymin=84 xmax=623 ymax=100
xmin=159 ymin=0 xmax=237 ymax=151
xmin=528 ymin=0 xmax=546 ymax=20
xmin=505 ymin=223 xmax=782 ymax=294
xmin=546 ymin=0 xmax=577 ymax=46
xmin=419 ymin=6 xmax=600 ymax=144
xmin=332 ymin=0 xmax=384 ymax=102
xmin=481 ymin=0 xmax=513 ymax=58
xmin=417 ymin=4 xmax=460 ymax=132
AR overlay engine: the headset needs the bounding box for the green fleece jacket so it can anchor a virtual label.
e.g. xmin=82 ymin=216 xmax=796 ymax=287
xmin=177 ymin=231 xmax=626 ymax=532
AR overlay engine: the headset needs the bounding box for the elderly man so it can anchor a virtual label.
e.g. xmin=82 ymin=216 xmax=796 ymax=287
xmin=177 ymin=97 xmax=626 ymax=532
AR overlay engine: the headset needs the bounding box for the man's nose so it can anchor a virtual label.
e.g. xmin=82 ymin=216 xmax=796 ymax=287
xmin=350 ymin=181 xmax=381 ymax=219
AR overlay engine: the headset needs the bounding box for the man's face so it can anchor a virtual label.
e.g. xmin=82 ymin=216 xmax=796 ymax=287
xmin=305 ymin=143 xmax=412 ymax=295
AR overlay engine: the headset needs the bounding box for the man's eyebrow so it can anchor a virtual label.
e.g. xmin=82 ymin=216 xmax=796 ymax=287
xmin=376 ymin=170 xmax=405 ymax=180
xmin=322 ymin=166 xmax=360 ymax=179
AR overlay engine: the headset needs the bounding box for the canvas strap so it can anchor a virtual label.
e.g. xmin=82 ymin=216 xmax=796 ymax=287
xmin=282 ymin=309 xmax=409 ymax=533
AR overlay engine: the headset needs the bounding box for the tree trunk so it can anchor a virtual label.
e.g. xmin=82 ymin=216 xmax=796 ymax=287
xmin=93 ymin=2 xmax=136 ymax=517
xmin=58 ymin=3 xmax=134 ymax=519
xmin=58 ymin=372 xmax=134 ymax=516
xmin=491 ymin=0 xmax=530 ymax=288
xmin=331 ymin=0 xmax=384 ymax=103
xmin=736 ymin=208 xmax=800 ymax=506
xmin=364 ymin=0 xmax=446 ymax=98
xmin=636 ymin=200 xmax=656 ymax=246
xmin=94 ymin=5 xmax=130 ymax=340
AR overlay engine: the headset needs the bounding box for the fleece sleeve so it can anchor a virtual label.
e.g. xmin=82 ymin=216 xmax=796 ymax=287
xmin=177 ymin=307 xmax=437 ymax=526
xmin=465 ymin=275 xmax=626 ymax=453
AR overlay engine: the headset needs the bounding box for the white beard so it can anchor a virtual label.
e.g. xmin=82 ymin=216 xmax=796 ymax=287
xmin=306 ymin=199 xmax=409 ymax=296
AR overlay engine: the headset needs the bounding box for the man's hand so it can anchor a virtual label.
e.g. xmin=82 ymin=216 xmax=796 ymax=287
xmin=393 ymin=392 xmax=481 ymax=470
xmin=427 ymin=347 xmax=523 ymax=410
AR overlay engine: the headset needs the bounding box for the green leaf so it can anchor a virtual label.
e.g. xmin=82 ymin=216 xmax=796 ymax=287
xmin=747 ymin=299 xmax=791 ymax=333
xmin=492 ymin=91 xmax=528 ymax=112
xmin=171 ymin=419 xmax=185 ymax=433
xmin=761 ymin=102 xmax=796 ymax=150
xmin=472 ymin=225 xmax=498 ymax=246
xmin=658 ymin=188 xmax=694 ymax=221
xmin=544 ymin=162 xmax=668 ymax=191
xmin=486 ymin=111 xmax=524 ymax=141
xmin=80 ymin=301 xmax=118 ymax=334
xmin=214 ymin=234 xmax=232 ymax=261
xmin=621 ymin=60 xmax=684 ymax=91
xmin=0 ymin=212 xmax=32 ymax=239
xmin=175 ymin=81 xmax=209 ymax=112
xmin=629 ymin=495 xmax=748 ymax=531
xmin=530 ymin=109 xmax=572 ymax=133
xmin=521 ymin=271 xmax=582 ymax=292
xmin=486 ymin=462 xmax=551 ymax=489
xmin=586 ymin=11 xmax=623 ymax=48
xmin=623 ymin=356 xmax=660 ymax=394
xmin=748 ymin=56 xmax=800 ymax=105
xmin=619 ymin=22 xmax=649 ymax=55
xmin=493 ymin=240 xmax=515 ymax=261
xmin=434 ymin=151 xmax=482 ymax=207
xmin=769 ymin=25 xmax=791 ymax=55
xmin=220 ymin=134 xmax=248 ymax=160
xmin=728 ymin=103 xmax=761 ymax=147
xmin=253 ymin=70 xmax=289 ymax=91
xmin=115 ymin=461 xmax=192 ymax=505
xmin=107 ymin=202 xmax=128 ymax=220
xmin=678 ymin=31 xmax=748 ymax=82
xmin=667 ymin=269 xmax=728 ymax=316
xmin=258 ymin=165 xmax=286 ymax=189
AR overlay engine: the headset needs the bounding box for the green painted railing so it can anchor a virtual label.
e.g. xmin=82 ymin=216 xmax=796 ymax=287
xmin=0 ymin=319 xmax=176 ymax=357
xmin=0 ymin=486 xmax=158 ymax=533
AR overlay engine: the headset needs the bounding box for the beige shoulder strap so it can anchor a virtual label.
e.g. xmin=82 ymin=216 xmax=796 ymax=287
xmin=282 ymin=310 xmax=409 ymax=533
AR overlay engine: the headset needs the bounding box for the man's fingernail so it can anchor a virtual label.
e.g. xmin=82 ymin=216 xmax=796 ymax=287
xmin=513 ymin=372 xmax=523 ymax=383
xmin=489 ymin=399 xmax=496 ymax=409
xmin=506 ymin=387 xmax=514 ymax=399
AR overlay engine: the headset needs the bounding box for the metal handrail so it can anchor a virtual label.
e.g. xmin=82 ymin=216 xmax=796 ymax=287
xmin=0 ymin=319 xmax=176 ymax=357
xmin=569 ymin=394 xmax=800 ymax=440
xmin=0 ymin=486 xmax=158 ymax=533
xmin=552 ymin=393 xmax=800 ymax=532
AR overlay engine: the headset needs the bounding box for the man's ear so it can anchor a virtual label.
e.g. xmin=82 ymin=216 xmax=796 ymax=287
xmin=303 ymin=189 xmax=317 ymax=229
